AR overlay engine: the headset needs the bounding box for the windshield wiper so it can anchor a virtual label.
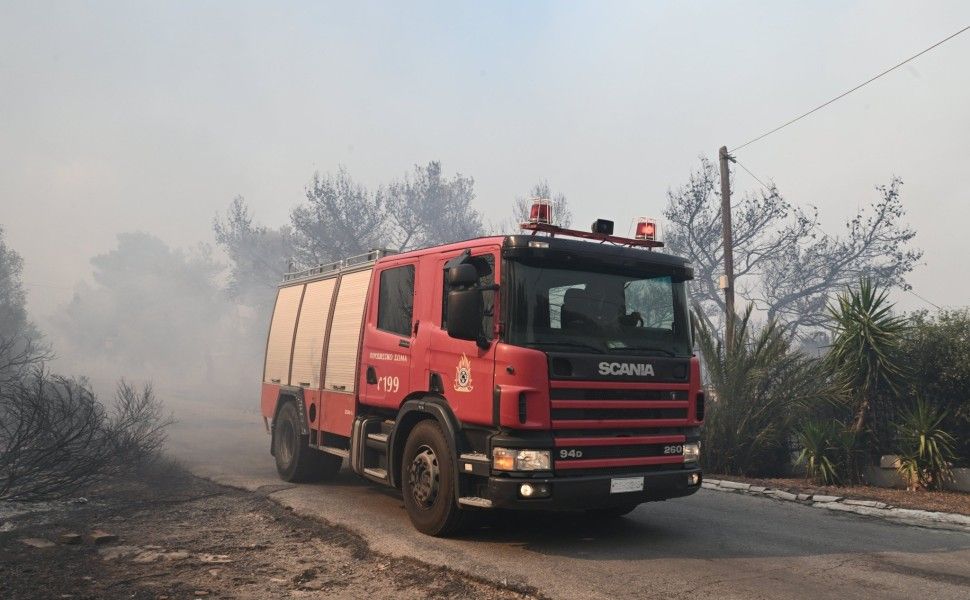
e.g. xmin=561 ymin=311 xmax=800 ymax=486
xmin=527 ymin=340 xmax=606 ymax=354
xmin=619 ymin=346 xmax=676 ymax=357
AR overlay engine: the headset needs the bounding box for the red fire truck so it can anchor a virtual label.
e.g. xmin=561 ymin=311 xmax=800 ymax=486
xmin=260 ymin=207 xmax=703 ymax=536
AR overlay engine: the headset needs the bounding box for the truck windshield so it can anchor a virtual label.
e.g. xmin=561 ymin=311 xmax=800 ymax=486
xmin=505 ymin=260 xmax=692 ymax=357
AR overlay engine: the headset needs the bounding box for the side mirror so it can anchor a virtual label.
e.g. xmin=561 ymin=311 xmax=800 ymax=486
xmin=446 ymin=288 xmax=484 ymax=343
xmin=446 ymin=263 xmax=478 ymax=287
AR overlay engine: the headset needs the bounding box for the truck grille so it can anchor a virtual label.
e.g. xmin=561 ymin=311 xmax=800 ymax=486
xmin=550 ymin=381 xmax=692 ymax=473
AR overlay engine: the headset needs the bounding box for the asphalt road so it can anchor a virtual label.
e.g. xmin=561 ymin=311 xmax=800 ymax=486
xmin=168 ymin=400 xmax=970 ymax=600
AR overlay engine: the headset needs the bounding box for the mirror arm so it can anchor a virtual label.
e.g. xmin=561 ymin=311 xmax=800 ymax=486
xmin=475 ymin=333 xmax=490 ymax=349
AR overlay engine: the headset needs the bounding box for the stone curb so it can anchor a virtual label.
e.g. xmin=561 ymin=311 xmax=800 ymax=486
xmin=703 ymin=478 xmax=970 ymax=534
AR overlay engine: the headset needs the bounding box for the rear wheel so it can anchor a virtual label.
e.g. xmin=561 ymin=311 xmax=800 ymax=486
xmin=401 ymin=420 xmax=466 ymax=536
xmin=273 ymin=401 xmax=341 ymax=482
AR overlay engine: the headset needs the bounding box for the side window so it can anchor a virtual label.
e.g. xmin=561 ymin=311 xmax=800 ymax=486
xmin=624 ymin=276 xmax=676 ymax=330
xmin=377 ymin=265 xmax=415 ymax=337
xmin=442 ymin=254 xmax=495 ymax=340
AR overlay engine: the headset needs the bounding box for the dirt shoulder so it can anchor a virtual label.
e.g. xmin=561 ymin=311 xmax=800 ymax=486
xmin=712 ymin=474 xmax=970 ymax=516
xmin=0 ymin=462 xmax=543 ymax=600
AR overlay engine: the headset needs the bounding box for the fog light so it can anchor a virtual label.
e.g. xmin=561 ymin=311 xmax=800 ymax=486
xmin=688 ymin=473 xmax=700 ymax=486
xmin=518 ymin=482 xmax=551 ymax=499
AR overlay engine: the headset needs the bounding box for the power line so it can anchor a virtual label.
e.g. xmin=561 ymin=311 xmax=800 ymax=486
xmin=906 ymin=288 xmax=941 ymax=310
xmin=733 ymin=158 xmax=772 ymax=191
xmin=731 ymin=25 xmax=970 ymax=152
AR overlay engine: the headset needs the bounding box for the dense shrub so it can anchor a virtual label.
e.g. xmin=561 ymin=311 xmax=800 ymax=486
xmin=697 ymin=309 xmax=829 ymax=477
xmin=897 ymin=309 xmax=970 ymax=465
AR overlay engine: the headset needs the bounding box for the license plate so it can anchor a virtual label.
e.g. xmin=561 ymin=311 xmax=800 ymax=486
xmin=610 ymin=476 xmax=644 ymax=494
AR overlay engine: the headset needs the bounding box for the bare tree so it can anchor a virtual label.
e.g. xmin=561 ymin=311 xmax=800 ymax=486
xmin=664 ymin=159 xmax=920 ymax=340
xmin=108 ymin=380 xmax=174 ymax=467
xmin=0 ymin=372 xmax=112 ymax=501
xmin=0 ymin=372 xmax=173 ymax=501
xmin=0 ymin=335 xmax=50 ymax=388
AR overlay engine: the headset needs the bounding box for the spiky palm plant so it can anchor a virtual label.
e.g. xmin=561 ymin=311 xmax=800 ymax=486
xmin=795 ymin=419 xmax=860 ymax=485
xmin=895 ymin=399 xmax=956 ymax=491
xmin=826 ymin=279 xmax=908 ymax=435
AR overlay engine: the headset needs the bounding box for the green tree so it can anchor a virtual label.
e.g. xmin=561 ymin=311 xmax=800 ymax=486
xmin=213 ymin=197 xmax=296 ymax=313
xmin=0 ymin=225 xmax=31 ymax=341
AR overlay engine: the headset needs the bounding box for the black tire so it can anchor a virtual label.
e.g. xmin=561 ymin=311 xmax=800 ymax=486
xmin=586 ymin=503 xmax=640 ymax=519
xmin=401 ymin=420 xmax=466 ymax=536
xmin=273 ymin=401 xmax=341 ymax=483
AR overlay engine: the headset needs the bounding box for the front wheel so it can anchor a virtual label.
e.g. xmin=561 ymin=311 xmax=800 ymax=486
xmin=273 ymin=401 xmax=341 ymax=482
xmin=401 ymin=420 xmax=466 ymax=536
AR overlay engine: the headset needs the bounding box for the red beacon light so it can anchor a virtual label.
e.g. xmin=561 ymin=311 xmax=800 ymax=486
xmin=528 ymin=198 xmax=553 ymax=225
xmin=635 ymin=217 xmax=657 ymax=241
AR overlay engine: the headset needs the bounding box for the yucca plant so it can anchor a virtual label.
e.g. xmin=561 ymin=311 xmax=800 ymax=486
xmin=796 ymin=420 xmax=842 ymax=485
xmin=826 ymin=278 xmax=909 ymax=436
xmin=894 ymin=399 xmax=956 ymax=490
xmin=796 ymin=419 xmax=860 ymax=485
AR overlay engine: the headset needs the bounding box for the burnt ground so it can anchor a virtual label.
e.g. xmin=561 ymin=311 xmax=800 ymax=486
xmin=0 ymin=462 xmax=543 ymax=600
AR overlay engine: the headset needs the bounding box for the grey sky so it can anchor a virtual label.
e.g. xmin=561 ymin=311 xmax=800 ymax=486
xmin=2 ymin=1 xmax=968 ymax=320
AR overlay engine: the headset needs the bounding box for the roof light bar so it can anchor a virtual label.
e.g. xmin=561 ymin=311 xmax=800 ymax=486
xmin=528 ymin=198 xmax=553 ymax=225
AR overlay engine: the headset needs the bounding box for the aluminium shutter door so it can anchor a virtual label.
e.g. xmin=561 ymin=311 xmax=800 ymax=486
xmin=263 ymin=284 xmax=304 ymax=384
xmin=290 ymin=277 xmax=337 ymax=389
xmin=323 ymin=269 xmax=372 ymax=394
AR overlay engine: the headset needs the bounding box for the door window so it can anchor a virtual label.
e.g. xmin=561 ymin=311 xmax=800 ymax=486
xmin=377 ymin=265 xmax=415 ymax=336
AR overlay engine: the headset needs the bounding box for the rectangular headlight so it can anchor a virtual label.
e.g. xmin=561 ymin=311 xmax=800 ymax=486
xmin=492 ymin=448 xmax=551 ymax=471
xmin=683 ymin=442 xmax=700 ymax=463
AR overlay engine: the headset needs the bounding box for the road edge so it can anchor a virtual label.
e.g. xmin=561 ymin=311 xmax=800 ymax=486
xmin=703 ymin=478 xmax=970 ymax=533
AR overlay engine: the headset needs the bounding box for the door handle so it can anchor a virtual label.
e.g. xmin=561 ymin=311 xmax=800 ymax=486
xmin=366 ymin=365 xmax=378 ymax=384
xmin=398 ymin=339 xmax=411 ymax=348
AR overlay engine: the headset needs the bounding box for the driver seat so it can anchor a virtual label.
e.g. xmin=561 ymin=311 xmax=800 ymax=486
xmin=561 ymin=288 xmax=595 ymax=330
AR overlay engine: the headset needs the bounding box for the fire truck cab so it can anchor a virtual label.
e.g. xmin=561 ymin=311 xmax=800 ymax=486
xmin=260 ymin=216 xmax=703 ymax=536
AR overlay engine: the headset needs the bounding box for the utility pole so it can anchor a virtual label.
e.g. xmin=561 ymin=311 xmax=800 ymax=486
xmin=718 ymin=146 xmax=736 ymax=348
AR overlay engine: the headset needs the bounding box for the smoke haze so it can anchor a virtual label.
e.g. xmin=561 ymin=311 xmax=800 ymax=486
xmin=2 ymin=1 xmax=969 ymax=401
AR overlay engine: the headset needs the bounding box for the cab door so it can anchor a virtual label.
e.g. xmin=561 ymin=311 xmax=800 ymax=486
xmin=427 ymin=248 xmax=499 ymax=426
xmin=359 ymin=262 xmax=416 ymax=410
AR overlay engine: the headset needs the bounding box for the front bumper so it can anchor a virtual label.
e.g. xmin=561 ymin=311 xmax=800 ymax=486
xmin=484 ymin=467 xmax=702 ymax=510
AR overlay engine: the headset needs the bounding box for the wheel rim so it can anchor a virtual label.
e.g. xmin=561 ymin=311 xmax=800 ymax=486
xmin=277 ymin=417 xmax=295 ymax=466
xmin=408 ymin=444 xmax=440 ymax=509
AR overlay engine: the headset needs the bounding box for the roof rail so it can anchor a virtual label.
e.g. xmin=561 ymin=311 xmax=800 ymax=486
xmin=281 ymin=249 xmax=397 ymax=283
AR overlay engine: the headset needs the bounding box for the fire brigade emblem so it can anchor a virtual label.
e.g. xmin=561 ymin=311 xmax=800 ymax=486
xmin=454 ymin=354 xmax=473 ymax=392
